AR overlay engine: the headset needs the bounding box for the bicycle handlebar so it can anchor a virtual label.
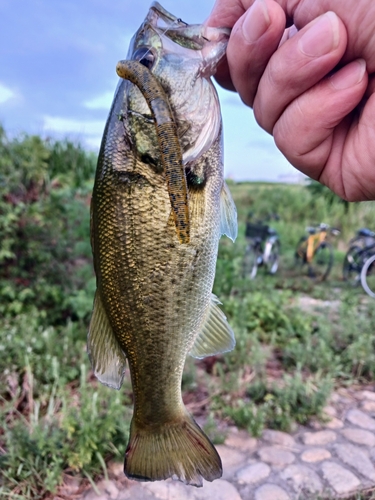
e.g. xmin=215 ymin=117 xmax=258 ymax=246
xmin=305 ymin=224 xmax=340 ymax=235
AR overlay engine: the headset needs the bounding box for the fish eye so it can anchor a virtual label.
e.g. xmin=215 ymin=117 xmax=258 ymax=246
xmin=132 ymin=47 xmax=155 ymax=70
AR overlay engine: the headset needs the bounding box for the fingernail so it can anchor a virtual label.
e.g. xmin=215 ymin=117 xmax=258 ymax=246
xmin=242 ymin=0 xmax=270 ymax=43
xmin=329 ymin=59 xmax=367 ymax=90
xmin=299 ymin=11 xmax=339 ymax=57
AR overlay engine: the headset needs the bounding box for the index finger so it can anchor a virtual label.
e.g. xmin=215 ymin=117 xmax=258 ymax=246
xmin=206 ymin=0 xmax=287 ymax=100
xmin=205 ymin=0 xmax=252 ymax=90
xmin=207 ymin=0 xmax=253 ymax=28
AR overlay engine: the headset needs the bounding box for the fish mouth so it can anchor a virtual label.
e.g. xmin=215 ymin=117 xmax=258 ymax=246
xmin=145 ymin=2 xmax=230 ymax=51
xmin=202 ymin=26 xmax=231 ymax=43
xmin=149 ymin=1 xmax=181 ymax=26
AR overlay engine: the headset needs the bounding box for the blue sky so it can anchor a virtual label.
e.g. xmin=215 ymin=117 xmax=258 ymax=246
xmin=0 ymin=0 xmax=303 ymax=182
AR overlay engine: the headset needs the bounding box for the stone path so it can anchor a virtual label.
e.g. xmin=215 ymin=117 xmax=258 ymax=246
xmin=69 ymin=387 xmax=375 ymax=500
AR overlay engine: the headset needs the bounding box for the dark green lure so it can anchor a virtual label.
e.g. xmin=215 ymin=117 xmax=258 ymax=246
xmin=116 ymin=59 xmax=190 ymax=244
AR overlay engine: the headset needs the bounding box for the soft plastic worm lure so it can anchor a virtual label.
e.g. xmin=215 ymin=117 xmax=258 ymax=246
xmin=116 ymin=59 xmax=190 ymax=244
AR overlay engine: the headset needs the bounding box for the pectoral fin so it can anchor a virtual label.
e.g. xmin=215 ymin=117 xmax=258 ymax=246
xmin=87 ymin=291 xmax=127 ymax=389
xmin=189 ymin=294 xmax=235 ymax=359
xmin=220 ymin=182 xmax=237 ymax=242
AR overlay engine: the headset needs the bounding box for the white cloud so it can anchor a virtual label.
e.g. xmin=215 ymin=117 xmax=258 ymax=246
xmin=85 ymin=136 xmax=102 ymax=150
xmin=43 ymin=116 xmax=105 ymax=136
xmin=42 ymin=116 xmax=106 ymax=151
xmin=83 ymin=91 xmax=115 ymax=110
xmin=0 ymin=82 xmax=15 ymax=104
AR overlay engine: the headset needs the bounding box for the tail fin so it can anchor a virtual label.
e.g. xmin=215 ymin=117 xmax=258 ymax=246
xmin=124 ymin=413 xmax=222 ymax=487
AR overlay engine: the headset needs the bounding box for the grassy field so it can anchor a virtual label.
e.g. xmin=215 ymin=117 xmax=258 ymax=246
xmin=1 ymin=129 xmax=375 ymax=498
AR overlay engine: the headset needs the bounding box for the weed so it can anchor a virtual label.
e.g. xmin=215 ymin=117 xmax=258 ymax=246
xmin=1 ymin=351 xmax=130 ymax=498
xmin=202 ymin=413 xmax=227 ymax=445
xmin=223 ymin=371 xmax=332 ymax=434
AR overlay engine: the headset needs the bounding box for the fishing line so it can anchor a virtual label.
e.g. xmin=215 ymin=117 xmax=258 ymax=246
xmin=116 ymin=60 xmax=190 ymax=244
xmin=133 ymin=15 xmax=187 ymax=63
xmin=121 ymin=13 xmax=191 ymax=244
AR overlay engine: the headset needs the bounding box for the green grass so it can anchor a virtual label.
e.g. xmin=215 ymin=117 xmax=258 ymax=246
xmin=208 ymin=182 xmax=375 ymax=435
xmin=1 ymin=128 xmax=375 ymax=497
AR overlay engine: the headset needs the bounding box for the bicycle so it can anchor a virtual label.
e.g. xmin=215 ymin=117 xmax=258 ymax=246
xmin=295 ymin=223 xmax=340 ymax=281
xmin=361 ymin=253 xmax=375 ymax=298
xmin=243 ymin=221 xmax=280 ymax=280
xmin=343 ymin=228 xmax=375 ymax=287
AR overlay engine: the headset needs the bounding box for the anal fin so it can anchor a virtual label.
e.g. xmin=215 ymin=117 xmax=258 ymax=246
xmin=189 ymin=294 xmax=235 ymax=359
xmin=87 ymin=291 xmax=126 ymax=389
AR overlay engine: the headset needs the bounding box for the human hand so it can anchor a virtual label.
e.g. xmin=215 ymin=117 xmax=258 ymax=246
xmin=206 ymin=0 xmax=375 ymax=201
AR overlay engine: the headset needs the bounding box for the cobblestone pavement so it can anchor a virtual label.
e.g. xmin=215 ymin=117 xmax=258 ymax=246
xmin=70 ymin=387 xmax=375 ymax=500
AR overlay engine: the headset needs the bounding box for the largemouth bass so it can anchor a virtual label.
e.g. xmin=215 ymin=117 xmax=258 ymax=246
xmin=88 ymin=1 xmax=237 ymax=487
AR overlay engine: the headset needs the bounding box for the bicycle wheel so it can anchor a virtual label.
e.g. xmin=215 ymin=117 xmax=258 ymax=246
xmin=266 ymin=240 xmax=280 ymax=274
xmin=343 ymin=245 xmax=363 ymax=286
xmin=361 ymin=254 xmax=375 ymax=298
xmin=310 ymin=242 xmax=333 ymax=280
xmin=243 ymin=244 xmax=258 ymax=279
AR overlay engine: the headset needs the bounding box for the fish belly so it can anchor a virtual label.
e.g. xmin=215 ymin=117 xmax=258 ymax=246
xmin=94 ymin=159 xmax=220 ymax=418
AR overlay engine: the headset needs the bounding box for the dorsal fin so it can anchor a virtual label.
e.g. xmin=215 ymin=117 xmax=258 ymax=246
xmin=189 ymin=294 xmax=235 ymax=359
xmin=87 ymin=291 xmax=127 ymax=389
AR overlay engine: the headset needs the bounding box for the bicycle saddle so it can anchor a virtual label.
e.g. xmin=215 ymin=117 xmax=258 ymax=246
xmin=358 ymin=228 xmax=375 ymax=238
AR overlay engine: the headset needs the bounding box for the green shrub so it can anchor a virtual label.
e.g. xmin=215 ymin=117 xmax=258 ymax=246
xmin=0 ymin=126 xmax=95 ymax=324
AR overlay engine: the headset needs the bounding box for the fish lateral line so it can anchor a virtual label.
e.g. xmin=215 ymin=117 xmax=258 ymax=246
xmin=116 ymin=59 xmax=190 ymax=244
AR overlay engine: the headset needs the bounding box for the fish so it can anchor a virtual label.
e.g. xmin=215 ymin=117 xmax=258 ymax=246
xmin=88 ymin=1 xmax=237 ymax=487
